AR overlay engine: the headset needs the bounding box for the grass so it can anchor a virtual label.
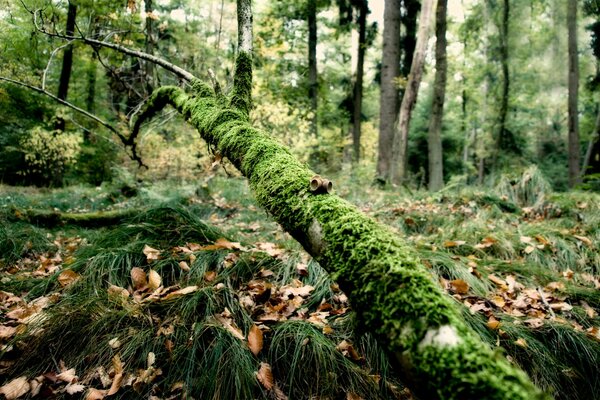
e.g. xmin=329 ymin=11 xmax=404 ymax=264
xmin=0 ymin=173 xmax=599 ymax=399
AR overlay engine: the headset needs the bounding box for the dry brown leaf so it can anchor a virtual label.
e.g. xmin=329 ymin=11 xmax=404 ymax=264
xmin=178 ymin=261 xmax=190 ymax=272
xmin=131 ymin=268 xmax=147 ymax=290
xmin=487 ymin=316 xmax=501 ymax=330
xmin=161 ymin=286 xmax=199 ymax=301
xmin=443 ymin=240 xmax=466 ymax=248
xmin=66 ymin=383 xmax=86 ymax=395
xmin=347 ymin=393 xmax=364 ymax=400
xmin=248 ymin=324 xmax=263 ymax=356
xmin=491 ymin=295 xmax=506 ymax=308
xmin=550 ymin=302 xmax=573 ymax=311
xmin=200 ymin=238 xmax=245 ymax=251
xmin=562 ymin=269 xmax=574 ymax=280
xmin=107 ymin=374 xmax=123 ymax=396
xmin=519 ymin=236 xmax=533 ymax=244
xmin=256 ymin=362 xmax=274 ymax=390
xmin=488 ymin=274 xmax=508 ymax=290
xmin=0 ymin=376 xmax=30 ymax=399
xmin=581 ymin=301 xmax=597 ymax=318
xmin=296 ymin=262 xmax=309 ymax=276
xmin=524 ymin=245 xmax=535 ymax=254
xmin=515 ymin=338 xmax=528 ymax=348
xmin=85 ymin=388 xmax=107 ymax=400
xmin=204 ymin=271 xmax=217 ymax=282
xmin=57 ymin=269 xmax=80 ymax=287
xmin=0 ymin=325 xmax=17 ymax=339
xmin=573 ymin=235 xmax=592 ymax=247
xmin=148 ymin=270 xmax=162 ymax=290
xmin=448 ymin=279 xmax=469 ymax=295
xmin=215 ymin=314 xmax=245 ymax=340
xmin=143 ymin=245 xmax=161 ymax=261
xmin=56 ymin=368 xmax=78 ymax=383
xmin=108 ymin=338 xmax=121 ymax=349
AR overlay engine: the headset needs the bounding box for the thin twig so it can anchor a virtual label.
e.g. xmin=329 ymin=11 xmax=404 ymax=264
xmin=42 ymin=42 xmax=73 ymax=91
xmin=537 ymin=287 xmax=556 ymax=318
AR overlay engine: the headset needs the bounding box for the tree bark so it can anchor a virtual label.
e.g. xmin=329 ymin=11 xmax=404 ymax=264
xmin=582 ymin=105 xmax=600 ymax=178
xmin=427 ymin=0 xmax=447 ymax=191
xmin=352 ymin=1 xmax=367 ymax=163
xmin=57 ymin=1 xmax=77 ymax=101
xmin=308 ymin=0 xmax=318 ymax=137
xmin=144 ymin=0 xmax=157 ymax=92
xmin=392 ymin=0 xmax=437 ymax=184
xmin=494 ymin=0 xmax=511 ymax=166
xmin=568 ymin=0 xmax=581 ymax=187
xmin=376 ymin=0 xmax=401 ymax=183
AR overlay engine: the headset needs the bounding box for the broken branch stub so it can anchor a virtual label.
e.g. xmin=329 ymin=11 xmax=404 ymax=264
xmin=309 ymin=175 xmax=333 ymax=194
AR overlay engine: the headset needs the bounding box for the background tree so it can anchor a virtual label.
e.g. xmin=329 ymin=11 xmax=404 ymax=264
xmin=427 ymin=0 xmax=447 ymax=191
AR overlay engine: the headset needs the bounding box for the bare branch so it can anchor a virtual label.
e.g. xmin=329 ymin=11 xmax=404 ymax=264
xmin=42 ymin=42 xmax=73 ymax=91
xmin=0 ymin=76 xmax=147 ymax=168
xmin=237 ymin=0 xmax=253 ymax=54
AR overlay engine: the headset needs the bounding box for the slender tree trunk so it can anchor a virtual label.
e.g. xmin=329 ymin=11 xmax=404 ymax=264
xmin=494 ymin=0 xmax=510 ymax=165
xmin=57 ymin=1 xmax=77 ymax=101
xmin=308 ymin=0 xmax=318 ymax=137
xmin=392 ymin=0 xmax=437 ymax=184
xmin=582 ymin=106 xmax=600 ymax=177
xmin=427 ymin=0 xmax=447 ymax=191
xmin=400 ymin=0 xmax=420 ymax=81
xmin=568 ymin=0 xmax=580 ymax=187
xmin=144 ymin=0 xmax=157 ymax=92
xmin=352 ymin=1 xmax=367 ymax=163
xmin=376 ymin=0 xmax=401 ymax=183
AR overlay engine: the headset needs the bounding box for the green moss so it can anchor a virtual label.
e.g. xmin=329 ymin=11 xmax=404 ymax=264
xmin=229 ymin=51 xmax=253 ymax=117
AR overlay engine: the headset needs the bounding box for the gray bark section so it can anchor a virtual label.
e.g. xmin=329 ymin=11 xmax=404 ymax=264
xmin=427 ymin=0 xmax=447 ymax=191
xmin=352 ymin=1 xmax=367 ymax=162
xmin=392 ymin=0 xmax=437 ymax=184
xmin=308 ymin=0 xmax=318 ymax=137
xmin=376 ymin=0 xmax=401 ymax=183
xmin=568 ymin=0 xmax=580 ymax=187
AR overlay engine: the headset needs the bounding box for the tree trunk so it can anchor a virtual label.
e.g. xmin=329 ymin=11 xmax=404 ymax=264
xmin=308 ymin=0 xmax=318 ymax=137
xmin=352 ymin=1 xmax=367 ymax=163
xmin=57 ymin=1 xmax=77 ymax=101
xmin=427 ymin=0 xmax=447 ymax=191
xmin=144 ymin=0 xmax=157 ymax=92
xmin=376 ymin=0 xmax=401 ymax=184
xmin=568 ymin=0 xmax=580 ymax=188
xmin=392 ymin=0 xmax=437 ymax=184
xmin=494 ymin=0 xmax=511 ymax=166
xmin=400 ymin=0 xmax=420 ymax=80
xmin=582 ymin=105 xmax=600 ymax=178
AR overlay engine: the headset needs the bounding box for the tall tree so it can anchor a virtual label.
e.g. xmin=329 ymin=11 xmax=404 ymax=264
xmin=494 ymin=0 xmax=513 ymax=167
xmin=568 ymin=0 xmax=580 ymax=187
xmin=427 ymin=0 xmax=447 ymax=191
xmin=392 ymin=0 xmax=437 ymax=184
xmin=376 ymin=0 xmax=401 ymax=183
xmin=308 ymin=0 xmax=319 ymax=137
xmin=144 ymin=0 xmax=157 ymax=92
xmin=352 ymin=0 xmax=368 ymax=162
xmin=57 ymin=1 xmax=77 ymax=101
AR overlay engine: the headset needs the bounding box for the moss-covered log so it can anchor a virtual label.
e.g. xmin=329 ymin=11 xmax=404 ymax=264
xmin=8 ymin=208 xmax=138 ymax=227
xmin=130 ymin=62 xmax=547 ymax=399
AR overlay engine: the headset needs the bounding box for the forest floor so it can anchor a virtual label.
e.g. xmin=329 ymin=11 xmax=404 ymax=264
xmin=0 ymin=171 xmax=599 ymax=400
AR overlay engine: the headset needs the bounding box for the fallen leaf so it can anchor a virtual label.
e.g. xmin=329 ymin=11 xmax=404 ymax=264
xmin=108 ymin=338 xmax=121 ymax=349
xmin=66 ymin=383 xmax=86 ymax=395
xmin=487 ymin=316 xmax=501 ymax=330
xmin=56 ymin=368 xmax=77 ymax=383
xmin=524 ymin=245 xmax=535 ymax=254
xmin=256 ymin=362 xmax=274 ymax=390
xmin=488 ymin=274 xmax=508 ymax=290
xmin=448 ymin=279 xmax=469 ymax=295
xmin=0 ymin=325 xmax=17 ymax=339
xmin=57 ymin=269 xmax=80 ymax=287
xmin=573 ymin=235 xmax=592 ymax=247
xmin=178 ymin=261 xmax=190 ymax=272
xmin=581 ymin=301 xmax=597 ymax=318
xmin=515 ymin=338 xmax=527 ymax=348
xmin=215 ymin=314 xmax=245 ymax=340
xmin=131 ymin=268 xmax=147 ymax=290
xmin=248 ymin=324 xmax=263 ymax=356
xmin=148 ymin=270 xmax=162 ymax=290
xmin=143 ymin=245 xmax=161 ymax=261
xmin=0 ymin=376 xmax=30 ymax=399
xmin=161 ymin=286 xmax=199 ymax=300
xmin=204 ymin=271 xmax=217 ymax=282
xmin=296 ymin=262 xmax=309 ymax=276
xmin=520 ymin=236 xmax=533 ymax=244
xmin=444 ymin=240 xmax=466 ymax=248
xmin=85 ymin=388 xmax=107 ymax=400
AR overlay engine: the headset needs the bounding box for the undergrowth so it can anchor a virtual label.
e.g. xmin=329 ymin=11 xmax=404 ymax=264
xmin=0 ymin=174 xmax=598 ymax=399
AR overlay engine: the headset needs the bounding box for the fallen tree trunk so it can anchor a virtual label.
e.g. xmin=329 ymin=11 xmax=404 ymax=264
xmin=130 ymin=75 xmax=546 ymax=400
xmin=7 ymin=208 xmax=138 ymax=228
